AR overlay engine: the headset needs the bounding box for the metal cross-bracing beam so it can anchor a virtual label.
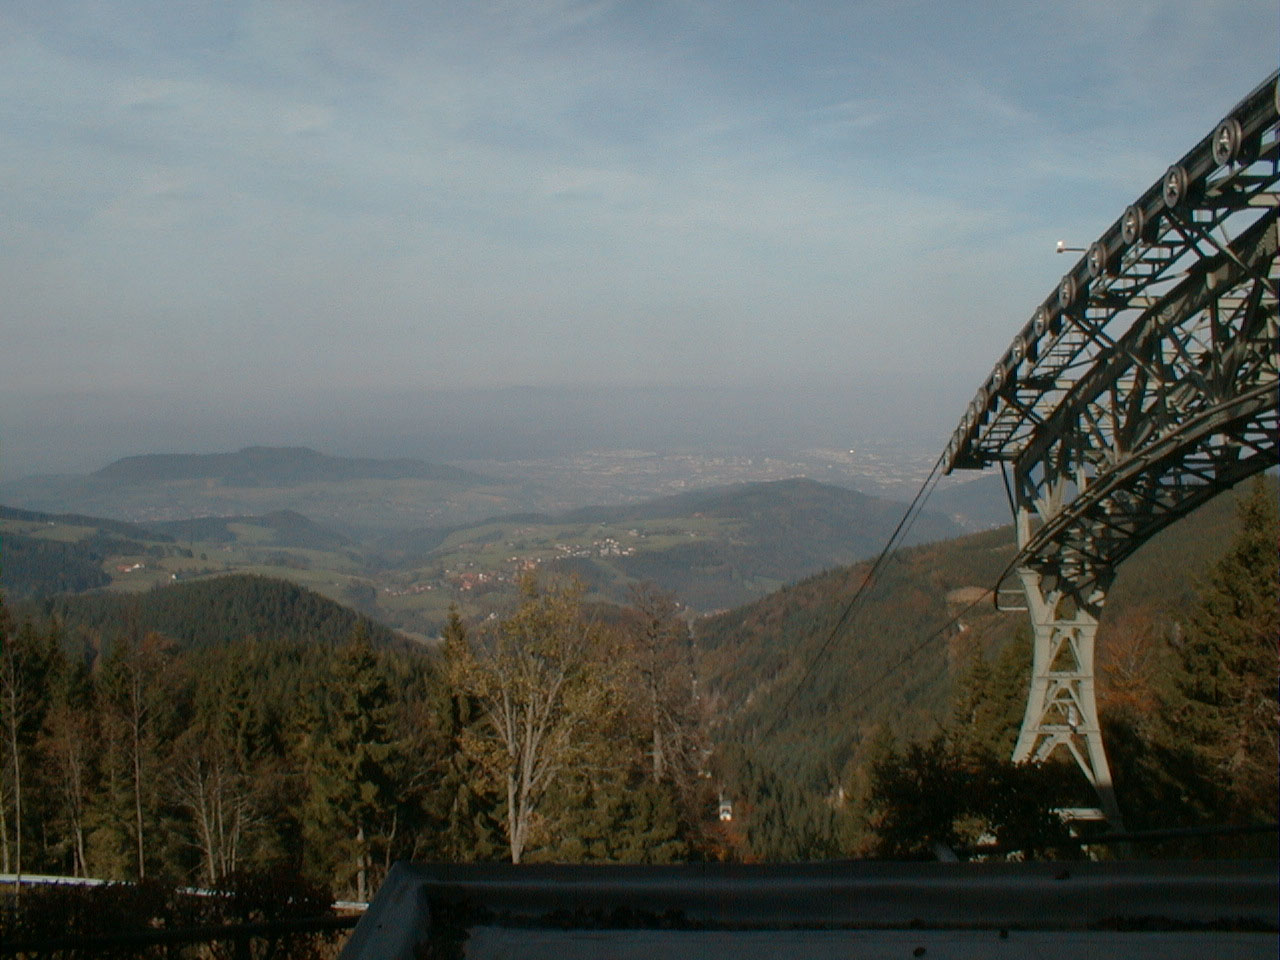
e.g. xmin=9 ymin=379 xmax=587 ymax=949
xmin=1015 ymin=211 xmax=1277 ymax=588
xmin=942 ymin=72 xmax=1280 ymax=827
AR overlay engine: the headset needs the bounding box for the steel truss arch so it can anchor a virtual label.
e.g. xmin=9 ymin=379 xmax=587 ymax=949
xmin=943 ymin=72 xmax=1280 ymax=826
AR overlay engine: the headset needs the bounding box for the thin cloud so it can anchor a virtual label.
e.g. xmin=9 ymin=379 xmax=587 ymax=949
xmin=0 ymin=0 xmax=1275 ymax=418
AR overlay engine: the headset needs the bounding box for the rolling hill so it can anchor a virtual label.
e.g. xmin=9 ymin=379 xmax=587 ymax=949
xmin=2 ymin=476 xmax=966 ymax=630
xmin=142 ymin=509 xmax=353 ymax=551
xmin=374 ymin=477 xmax=965 ymax=615
xmin=0 ymin=504 xmax=175 ymax=600
xmin=0 ymin=502 xmax=376 ymax=611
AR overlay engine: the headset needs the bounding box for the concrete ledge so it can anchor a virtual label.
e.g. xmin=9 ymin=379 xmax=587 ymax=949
xmin=340 ymin=859 xmax=1278 ymax=959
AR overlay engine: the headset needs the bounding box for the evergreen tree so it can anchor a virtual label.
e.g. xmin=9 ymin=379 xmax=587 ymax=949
xmin=1168 ymin=477 xmax=1279 ymax=824
xmin=949 ymin=632 xmax=1029 ymax=760
xmin=170 ymin=641 xmax=285 ymax=884
xmin=540 ymin=771 xmax=689 ymax=863
xmin=300 ymin=628 xmax=401 ymax=900
xmin=435 ymin=608 xmax=503 ymax=861
xmin=866 ymin=733 xmax=1077 ymax=859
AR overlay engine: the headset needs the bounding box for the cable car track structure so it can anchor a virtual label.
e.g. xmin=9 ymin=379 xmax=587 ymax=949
xmin=943 ymin=72 xmax=1279 ymax=825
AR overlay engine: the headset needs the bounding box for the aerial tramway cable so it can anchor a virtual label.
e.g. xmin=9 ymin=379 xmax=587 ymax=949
xmin=760 ymin=448 xmax=948 ymax=739
xmin=759 ymin=455 xmax=1029 ymax=742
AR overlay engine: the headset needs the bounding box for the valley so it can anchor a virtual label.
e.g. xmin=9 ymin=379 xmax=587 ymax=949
xmin=0 ymin=445 xmax=984 ymax=637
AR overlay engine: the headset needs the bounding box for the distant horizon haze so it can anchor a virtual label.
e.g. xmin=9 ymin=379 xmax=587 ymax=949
xmin=0 ymin=377 xmax=959 ymax=478
xmin=2 ymin=3 xmax=1273 ymax=480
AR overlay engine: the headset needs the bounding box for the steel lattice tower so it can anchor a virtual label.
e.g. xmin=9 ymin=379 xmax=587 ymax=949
xmin=943 ymin=73 xmax=1279 ymax=825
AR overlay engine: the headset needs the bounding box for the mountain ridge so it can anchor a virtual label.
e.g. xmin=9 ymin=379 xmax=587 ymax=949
xmin=92 ymin=445 xmax=490 ymax=486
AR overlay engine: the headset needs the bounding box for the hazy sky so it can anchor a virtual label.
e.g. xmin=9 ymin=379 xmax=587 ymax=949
xmin=1 ymin=1 xmax=1276 ymax=471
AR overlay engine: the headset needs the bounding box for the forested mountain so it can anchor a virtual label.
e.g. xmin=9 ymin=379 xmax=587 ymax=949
xmin=93 ymin=446 xmax=490 ymax=486
xmin=609 ymin=478 xmax=960 ymax=608
xmin=926 ymin=473 xmax=1009 ymax=530
xmin=13 ymin=574 xmax=401 ymax=651
xmin=699 ymin=477 xmax=1277 ymax=857
xmin=0 ymin=480 xmax=1271 ymax=900
xmin=562 ymin=477 xmax=950 ymax=533
xmin=1 ymin=533 xmax=114 ymax=599
xmin=3 ymin=478 xmax=961 ymax=632
xmin=571 ymin=477 xmax=960 ymax=578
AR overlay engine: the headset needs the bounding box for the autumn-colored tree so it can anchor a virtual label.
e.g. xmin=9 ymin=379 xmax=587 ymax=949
xmin=623 ymin=584 xmax=704 ymax=788
xmin=1098 ymin=609 xmax=1166 ymax=719
xmin=97 ymin=628 xmax=175 ymax=880
xmin=449 ymin=578 xmax=622 ymax=863
xmin=39 ymin=636 xmax=97 ymax=877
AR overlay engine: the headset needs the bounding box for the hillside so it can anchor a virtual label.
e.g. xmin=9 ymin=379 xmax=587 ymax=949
xmin=4 ymin=478 xmax=964 ymax=633
xmin=0 ymin=502 xmax=379 ymax=610
xmin=604 ymin=478 xmax=960 ymax=609
xmin=93 ymin=445 xmax=489 ymax=486
xmin=374 ymin=478 xmax=965 ymax=617
xmin=0 ymin=504 xmax=176 ymax=541
xmin=698 ymin=478 xmax=1270 ymax=798
xmin=0 ymin=504 xmax=175 ymax=600
xmin=2 ymin=533 xmax=114 ymax=599
xmin=13 ymin=573 xmax=401 ymax=651
xmin=927 ymin=472 xmax=1009 ymax=531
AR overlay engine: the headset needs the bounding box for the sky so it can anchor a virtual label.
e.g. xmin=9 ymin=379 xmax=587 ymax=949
xmin=1 ymin=1 xmax=1276 ymax=473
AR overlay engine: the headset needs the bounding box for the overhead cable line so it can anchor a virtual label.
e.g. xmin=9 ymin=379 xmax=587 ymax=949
xmin=758 ymin=447 xmax=950 ymax=741
xmin=789 ymin=546 xmax=1028 ymax=743
xmin=757 ymin=446 xmax=1045 ymax=745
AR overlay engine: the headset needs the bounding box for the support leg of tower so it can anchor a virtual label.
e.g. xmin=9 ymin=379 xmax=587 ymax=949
xmin=1012 ymin=566 xmax=1125 ymax=830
